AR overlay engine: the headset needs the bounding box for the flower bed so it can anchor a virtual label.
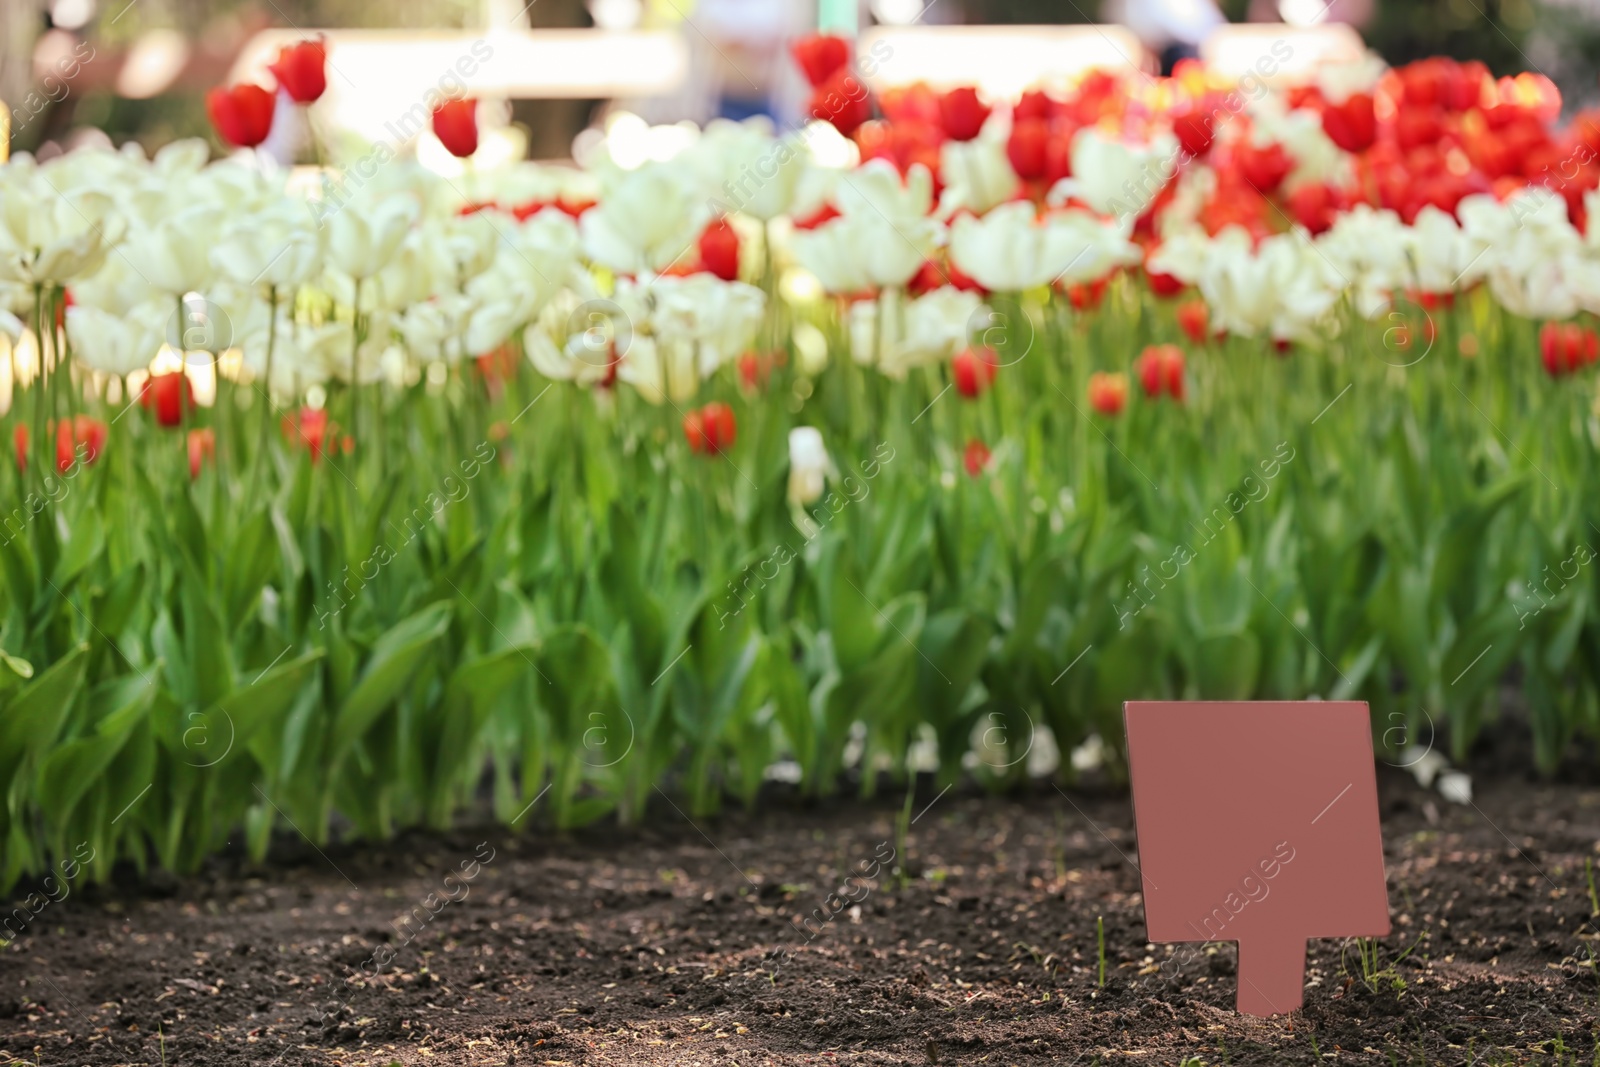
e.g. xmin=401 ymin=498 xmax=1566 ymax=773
xmin=1 ymin=40 xmax=1598 ymax=891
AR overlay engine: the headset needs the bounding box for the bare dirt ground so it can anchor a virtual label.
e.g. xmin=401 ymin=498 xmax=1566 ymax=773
xmin=3 ymin=761 xmax=1598 ymax=1066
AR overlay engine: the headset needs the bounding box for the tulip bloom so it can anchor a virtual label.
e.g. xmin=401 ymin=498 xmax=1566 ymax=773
xmin=268 ymin=39 xmax=328 ymax=104
xmin=187 ymin=428 xmax=216 ymax=480
xmin=282 ymin=408 xmax=346 ymax=463
xmin=939 ymin=87 xmax=990 ymax=142
xmin=791 ymin=34 xmax=851 ymax=87
xmin=205 ymin=84 xmax=276 ymax=148
xmin=1173 ymin=108 xmax=1215 ymax=158
xmin=140 ymin=371 xmax=194 ymax=428
xmin=1539 ymin=321 xmax=1599 ymax=377
xmin=432 ymin=98 xmax=479 ymax=158
xmin=12 ymin=425 xmax=27 ymax=474
xmin=963 ymin=438 xmax=992 ymax=477
xmin=1136 ymin=344 xmax=1185 ymax=401
xmin=738 ymin=351 xmax=782 ymax=393
xmin=1234 ymin=140 xmax=1291 ymax=195
xmin=1088 ymin=371 xmax=1129 ymax=416
xmin=1176 ymin=299 xmax=1210 ymax=346
xmin=698 ymin=219 xmax=741 ymax=282
xmin=1006 ymin=118 xmax=1052 ymax=181
xmin=808 ymin=70 xmax=873 ymax=138
xmin=1320 ymin=92 xmax=1376 ymax=154
xmin=684 ymin=402 xmax=737 ymax=455
xmin=952 ymin=346 xmax=1000 ymax=398
xmin=61 ymin=416 xmax=106 ymax=472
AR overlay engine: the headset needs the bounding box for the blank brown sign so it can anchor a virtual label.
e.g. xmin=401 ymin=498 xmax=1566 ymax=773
xmin=1123 ymin=701 xmax=1391 ymax=1016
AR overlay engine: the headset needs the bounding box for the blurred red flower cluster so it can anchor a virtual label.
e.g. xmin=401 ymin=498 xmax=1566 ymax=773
xmin=683 ymin=402 xmax=737 ymax=456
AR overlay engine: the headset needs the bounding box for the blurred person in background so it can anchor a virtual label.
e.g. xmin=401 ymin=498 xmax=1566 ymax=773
xmin=1109 ymin=0 xmax=1226 ymax=72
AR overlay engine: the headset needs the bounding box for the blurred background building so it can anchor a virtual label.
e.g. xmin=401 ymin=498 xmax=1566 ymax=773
xmin=1 ymin=0 xmax=1598 ymax=161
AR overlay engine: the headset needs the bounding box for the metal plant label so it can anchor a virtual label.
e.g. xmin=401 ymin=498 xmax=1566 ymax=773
xmin=1123 ymin=701 xmax=1391 ymax=1016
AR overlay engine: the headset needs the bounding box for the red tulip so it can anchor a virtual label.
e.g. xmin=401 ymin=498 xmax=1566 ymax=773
xmin=1321 ymin=92 xmax=1376 ymax=154
xmin=268 ymin=39 xmax=327 ymax=105
xmin=140 ymin=371 xmax=194 ymax=428
xmin=939 ymin=87 xmax=990 ymax=142
xmin=952 ymin=346 xmax=1000 ymax=398
xmin=67 ymin=416 xmax=106 ymax=469
xmin=683 ymin=402 xmax=737 ymax=455
xmin=1136 ymin=344 xmax=1185 ymax=401
xmin=1166 ymin=305 xmax=1206 ymax=351
xmin=1540 ymin=321 xmax=1599 ymax=377
xmin=1235 ymin=140 xmax=1291 ymax=194
xmin=1287 ymin=182 xmax=1345 ymax=236
xmin=1173 ymin=108 xmax=1216 ymax=158
xmin=1067 ymin=276 xmax=1110 ymax=311
xmin=282 ymin=407 xmax=345 ymax=463
xmin=698 ymin=219 xmax=740 ymax=282
xmin=12 ymin=425 xmax=27 ymax=474
xmin=791 ymin=34 xmax=851 ymax=88
xmin=1087 ymin=371 xmax=1129 ymax=416
xmin=432 ymin=98 xmax=479 ymax=158
xmin=205 ymin=84 xmax=275 ymax=148
xmin=738 ymin=351 xmax=781 ymax=392
xmin=1017 ymin=89 xmax=1055 ymax=121
xmin=42 ymin=416 xmax=106 ymax=475
xmin=1393 ymin=107 xmax=1445 ymax=152
xmin=808 ymin=69 xmax=872 ymax=138
xmin=1006 ymin=118 xmax=1051 ymax=180
xmin=187 ymin=428 xmax=216 ymax=480
xmin=963 ymin=438 xmax=992 ymax=477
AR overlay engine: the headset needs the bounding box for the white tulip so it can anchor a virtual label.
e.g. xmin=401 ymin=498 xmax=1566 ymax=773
xmin=687 ymin=119 xmax=807 ymax=222
xmin=791 ymin=213 xmax=941 ymax=293
xmin=850 ymin=286 xmax=984 ymax=377
xmin=212 ymin=199 xmax=324 ymax=291
xmin=787 ymin=426 xmax=831 ymax=508
xmin=1435 ymin=771 xmax=1472 ymax=805
xmin=951 ymin=203 xmax=1137 ymax=292
xmin=581 ymin=163 xmax=707 ymax=275
xmin=1054 ymin=129 xmax=1179 ymax=219
xmin=0 ymin=158 xmax=122 ymax=286
xmin=327 ymin=195 xmax=418 ymax=279
xmin=617 ymin=336 xmax=700 ymax=405
xmin=136 ymin=203 xmax=227 ymax=296
xmin=938 ymin=135 xmax=1019 ymax=217
xmin=1200 ymin=229 xmax=1342 ymax=342
xmin=1317 ymin=205 xmax=1410 ymax=319
xmin=66 ymin=303 xmax=163 ymax=377
xmin=646 ymin=274 xmax=766 ymax=371
xmin=1404 ymin=206 xmax=1475 ymax=296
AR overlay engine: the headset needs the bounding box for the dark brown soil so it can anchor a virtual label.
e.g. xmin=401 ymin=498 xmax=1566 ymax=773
xmin=2 ymin=766 xmax=1598 ymax=1066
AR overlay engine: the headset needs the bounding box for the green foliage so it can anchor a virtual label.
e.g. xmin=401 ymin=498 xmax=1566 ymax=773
xmin=0 ymin=282 xmax=1598 ymax=892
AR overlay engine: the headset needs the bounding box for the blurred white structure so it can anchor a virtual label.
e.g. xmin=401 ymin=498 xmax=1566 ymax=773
xmin=229 ymin=29 xmax=689 ymax=147
xmin=1201 ymin=22 xmax=1367 ymax=82
xmin=857 ymin=24 xmax=1152 ymax=96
